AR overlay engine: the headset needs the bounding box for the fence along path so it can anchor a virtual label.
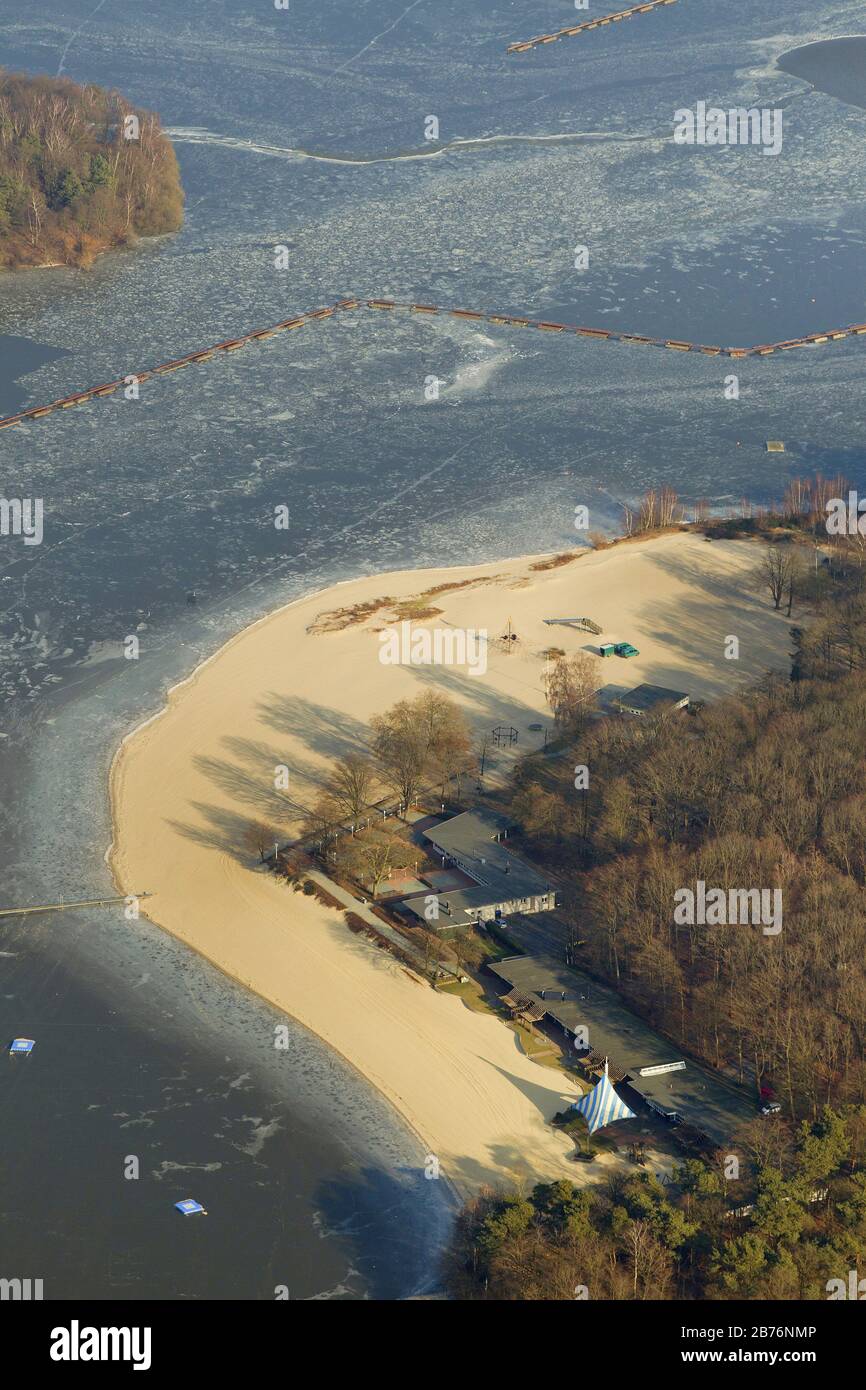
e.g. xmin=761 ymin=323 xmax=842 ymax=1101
xmin=1 ymin=297 xmax=863 ymax=432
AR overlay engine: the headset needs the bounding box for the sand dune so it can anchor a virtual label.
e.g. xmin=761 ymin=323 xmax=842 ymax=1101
xmin=109 ymin=532 xmax=791 ymax=1196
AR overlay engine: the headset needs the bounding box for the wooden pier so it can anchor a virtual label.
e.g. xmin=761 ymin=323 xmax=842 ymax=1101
xmin=0 ymin=893 xmax=152 ymax=919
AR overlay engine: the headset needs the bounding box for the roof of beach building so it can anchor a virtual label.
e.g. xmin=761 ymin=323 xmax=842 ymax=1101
xmin=615 ymin=683 xmax=690 ymax=713
xmin=401 ymin=881 xmax=550 ymax=924
xmin=488 ymin=955 xmax=755 ymax=1146
xmin=423 ymin=809 xmax=550 ymax=899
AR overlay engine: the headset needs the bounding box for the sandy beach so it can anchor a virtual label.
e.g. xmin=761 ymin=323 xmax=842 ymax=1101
xmin=109 ymin=531 xmax=792 ymax=1197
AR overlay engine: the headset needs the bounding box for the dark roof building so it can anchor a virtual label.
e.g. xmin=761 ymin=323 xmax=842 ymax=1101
xmin=402 ymin=809 xmax=556 ymax=926
xmin=488 ymin=955 xmax=756 ymax=1146
xmin=614 ymin=683 xmax=689 ymax=715
xmin=426 ymin=809 xmax=516 ymax=877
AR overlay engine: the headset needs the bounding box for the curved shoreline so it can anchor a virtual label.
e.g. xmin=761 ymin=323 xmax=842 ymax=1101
xmin=105 ymin=550 xmax=532 ymax=813
xmin=108 ymin=533 xmax=792 ymax=1198
xmin=108 ymin=550 xmax=588 ymax=1199
xmin=776 ymin=36 xmax=866 ymax=112
xmin=106 ymin=553 xmax=561 ymax=1206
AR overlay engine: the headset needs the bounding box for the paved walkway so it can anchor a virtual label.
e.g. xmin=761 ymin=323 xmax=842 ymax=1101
xmin=306 ymin=869 xmax=461 ymax=981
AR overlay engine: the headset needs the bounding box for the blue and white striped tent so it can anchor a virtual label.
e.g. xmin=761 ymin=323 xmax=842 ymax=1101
xmin=572 ymin=1060 xmax=636 ymax=1134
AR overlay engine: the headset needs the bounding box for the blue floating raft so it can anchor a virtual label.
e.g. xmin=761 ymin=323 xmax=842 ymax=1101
xmin=175 ymin=1198 xmax=207 ymax=1216
xmin=9 ymin=1038 xmax=35 ymax=1056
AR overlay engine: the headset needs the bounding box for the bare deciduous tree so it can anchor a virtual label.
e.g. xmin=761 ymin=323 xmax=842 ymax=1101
xmin=299 ymin=793 xmax=342 ymax=848
xmin=371 ymin=690 xmax=473 ymax=805
xmin=370 ymin=701 xmax=428 ymax=806
xmin=543 ymin=652 xmax=598 ymax=735
xmin=326 ymin=753 xmax=377 ymax=824
xmin=244 ymin=819 xmax=275 ymax=863
xmin=757 ymin=544 xmax=793 ymax=610
xmin=337 ymin=825 xmax=417 ymax=897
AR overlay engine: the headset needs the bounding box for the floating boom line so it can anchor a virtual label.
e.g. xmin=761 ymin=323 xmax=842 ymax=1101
xmin=508 ymin=0 xmax=681 ymax=54
xmin=3 ymin=1 xmax=854 ymax=435
xmin=1 ymin=297 xmax=863 ymax=433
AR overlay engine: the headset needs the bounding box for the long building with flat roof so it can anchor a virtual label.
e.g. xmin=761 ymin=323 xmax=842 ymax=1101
xmin=488 ymin=955 xmax=756 ymax=1146
xmin=614 ymin=683 xmax=689 ymax=715
xmin=402 ymin=809 xmax=556 ymax=927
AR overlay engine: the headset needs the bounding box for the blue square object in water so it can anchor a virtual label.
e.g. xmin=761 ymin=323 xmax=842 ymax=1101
xmin=175 ymin=1199 xmax=206 ymax=1216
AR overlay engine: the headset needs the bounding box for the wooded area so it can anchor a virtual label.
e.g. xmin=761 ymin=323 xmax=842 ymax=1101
xmin=509 ymin=507 xmax=866 ymax=1121
xmin=446 ymin=1106 xmax=866 ymax=1299
xmin=0 ymin=69 xmax=183 ymax=269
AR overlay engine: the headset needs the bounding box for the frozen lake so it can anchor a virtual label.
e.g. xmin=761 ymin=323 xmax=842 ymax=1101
xmin=0 ymin=0 xmax=864 ymax=1298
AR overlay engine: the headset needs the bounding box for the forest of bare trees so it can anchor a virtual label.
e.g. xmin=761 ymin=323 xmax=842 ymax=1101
xmin=0 ymin=69 xmax=183 ymax=269
xmin=507 ymin=549 xmax=866 ymax=1120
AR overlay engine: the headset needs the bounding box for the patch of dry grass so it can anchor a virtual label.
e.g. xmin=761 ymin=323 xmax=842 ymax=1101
xmin=529 ymin=551 xmax=587 ymax=572
xmin=310 ymin=575 xmax=505 ymax=633
xmin=307 ymin=597 xmax=395 ymax=633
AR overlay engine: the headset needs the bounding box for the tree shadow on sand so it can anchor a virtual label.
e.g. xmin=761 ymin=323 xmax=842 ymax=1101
xmin=191 ymin=752 xmax=304 ymax=822
xmin=257 ymin=692 xmax=372 ymax=763
xmin=408 ymin=662 xmax=544 ymax=733
xmin=167 ymin=697 xmax=377 ymax=859
xmin=167 ymin=800 xmax=265 ymax=861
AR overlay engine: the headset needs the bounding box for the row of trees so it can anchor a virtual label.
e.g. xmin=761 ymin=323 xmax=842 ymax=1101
xmin=284 ymin=691 xmax=476 ymax=896
xmin=619 ymin=475 xmax=866 ymax=567
xmin=0 ymin=69 xmax=183 ymax=269
xmin=780 ymin=474 xmax=852 ymax=532
xmin=446 ymin=1107 xmax=866 ymax=1300
xmin=622 ymin=485 xmax=684 ymax=536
